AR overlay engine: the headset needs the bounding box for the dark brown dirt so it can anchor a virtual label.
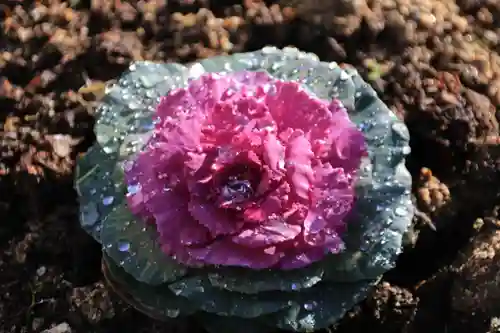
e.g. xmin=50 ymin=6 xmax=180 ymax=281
xmin=0 ymin=0 xmax=499 ymax=332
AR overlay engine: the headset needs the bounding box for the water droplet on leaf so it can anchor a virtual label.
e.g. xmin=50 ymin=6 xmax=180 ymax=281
xmin=303 ymin=301 xmax=317 ymax=311
xmin=127 ymin=183 xmax=141 ymax=195
xmin=102 ymin=196 xmax=114 ymax=206
xmin=394 ymin=206 xmax=407 ymax=217
xmin=81 ymin=202 xmax=99 ymax=226
xmin=117 ymin=240 xmax=131 ymax=252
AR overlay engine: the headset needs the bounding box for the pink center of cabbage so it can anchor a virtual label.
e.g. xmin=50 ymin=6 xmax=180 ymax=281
xmin=124 ymin=71 xmax=367 ymax=270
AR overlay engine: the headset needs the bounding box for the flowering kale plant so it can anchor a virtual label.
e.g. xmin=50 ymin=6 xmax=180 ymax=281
xmin=76 ymin=47 xmax=413 ymax=333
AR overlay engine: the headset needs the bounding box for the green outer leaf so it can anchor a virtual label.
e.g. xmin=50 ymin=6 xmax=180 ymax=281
xmin=94 ymin=62 xmax=189 ymax=158
xmin=262 ymin=279 xmax=378 ymax=331
xmin=267 ymin=58 xmax=356 ymax=112
xmin=101 ymin=203 xmax=187 ymax=285
xmin=169 ymin=276 xmax=378 ymax=332
xmin=318 ymin=67 xmax=413 ymax=282
xmin=75 ymin=143 xmax=123 ymax=242
xmin=205 ymin=264 xmax=324 ymax=294
xmin=78 ymin=62 xmax=192 ymax=284
xmin=103 ymin=254 xmax=196 ymax=318
xmin=169 ymin=277 xmax=291 ymax=318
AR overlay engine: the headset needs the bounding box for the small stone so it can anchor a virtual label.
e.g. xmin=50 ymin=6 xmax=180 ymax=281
xmin=32 ymin=317 xmax=44 ymax=331
xmin=417 ymin=168 xmax=450 ymax=213
xmin=102 ymin=196 xmax=114 ymax=206
xmin=42 ymin=322 xmax=72 ymax=333
xmin=439 ymin=91 xmax=459 ymax=105
xmin=451 ymin=16 xmax=468 ymax=33
xmin=483 ymin=30 xmax=498 ymax=45
xmin=50 ymin=134 xmax=72 ymax=157
xmin=418 ymin=13 xmax=437 ymax=29
xmin=117 ymin=240 xmax=131 ymax=252
xmin=36 ymin=266 xmax=47 ymax=276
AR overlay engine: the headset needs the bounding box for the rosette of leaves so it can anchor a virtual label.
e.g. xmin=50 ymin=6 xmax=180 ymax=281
xmin=75 ymin=47 xmax=413 ymax=332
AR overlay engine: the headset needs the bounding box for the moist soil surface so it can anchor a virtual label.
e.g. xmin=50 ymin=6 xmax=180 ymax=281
xmin=1 ymin=1 xmax=499 ymax=332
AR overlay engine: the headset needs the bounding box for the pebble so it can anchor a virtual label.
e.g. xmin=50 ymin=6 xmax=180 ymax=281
xmin=418 ymin=12 xmax=437 ymax=29
xmin=50 ymin=134 xmax=72 ymax=158
xmin=42 ymin=323 xmax=72 ymax=333
xmin=36 ymin=266 xmax=47 ymax=276
xmin=451 ymin=15 xmax=468 ymax=32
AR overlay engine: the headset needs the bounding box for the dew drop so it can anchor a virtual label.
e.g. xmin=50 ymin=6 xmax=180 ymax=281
xmin=141 ymin=120 xmax=155 ymax=131
xmin=128 ymin=101 xmax=141 ymax=110
xmin=391 ymin=122 xmax=410 ymax=141
xmin=102 ymin=196 xmax=115 ymax=206
xmin=127 ymin=183 xmax=141 ymax=195
xmin=339 ymin=70 xmax=350 ymax=81
xmin=117 ymin=240 xmax=131 ymax=252
xmin=358 ymin=121 xmax=373 ymax=132
xmin=265 ymin=83 xmax=277 ymax=96
xmin=145 ymin=89 xmax=157 ymax=98
xmin=360 ymin=239 xmax=371 ymax=252
xmin=394 ymin=206 xmax=407 ymax=217
xmin=80 ymin=202 xmax=99 ymax=226
xmin=166 ymin=309 xmax=181 ymax=317
xmin=102 ymin=143 xmax=118 ymax=154
xmin=303 ymin=301 xmax=317 ymax=311
xmin=122 ymin=160 xmax=134 ymax=172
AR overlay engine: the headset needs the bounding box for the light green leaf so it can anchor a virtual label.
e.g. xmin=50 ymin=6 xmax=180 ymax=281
xmin=94 ymin=62 xmax=189 ymax=157
xmin=317 ymin=68 xmax=413 ymax=282
xmin=205 ymin=264 xmax=324 ymax=294
xmin=75 ymin=143 xmax=123 ymax=241
xmin=101 ymin=203 xmax=187 ymax=285
xmin=168 ymin=277 xmax=291 ymax=318
xmin=263 ymin=280 xmax=378 ymax=331
xmin=103 ymin=254 xmax=195 ymax=318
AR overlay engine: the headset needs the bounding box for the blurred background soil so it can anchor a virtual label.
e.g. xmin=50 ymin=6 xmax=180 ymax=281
xmin=0 ymin=0 xmax=499 ymax=332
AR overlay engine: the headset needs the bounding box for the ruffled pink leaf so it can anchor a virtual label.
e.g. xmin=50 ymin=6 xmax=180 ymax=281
xmin=188 ymin=199 xmax=244 ymax=236
xmin=232 ymin=219 xmax=301 ymax=247
xmin=278 ymin=247 xmax=326 ymax=270
xmin=263 ymin=132 xmax=285 ymax=173
xmin=285 ymin=131 xmax=314 ymax=201
xmin=187 ymin=239 xmax=283 ymax=268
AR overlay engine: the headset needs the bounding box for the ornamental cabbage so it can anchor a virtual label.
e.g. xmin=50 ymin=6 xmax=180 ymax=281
xmin=75 ymin=47 xmax=414 ymax=333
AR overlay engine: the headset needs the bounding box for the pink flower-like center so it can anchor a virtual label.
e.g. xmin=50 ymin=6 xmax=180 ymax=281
xmin=212 ymin=161 xmax=260 ymax=209
xmin=125 ymin=71 xmax=367 ymax=270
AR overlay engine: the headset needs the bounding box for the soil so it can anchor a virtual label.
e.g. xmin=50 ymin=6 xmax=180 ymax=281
xmin=0 ymin=0 xmax=499 ymax=332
